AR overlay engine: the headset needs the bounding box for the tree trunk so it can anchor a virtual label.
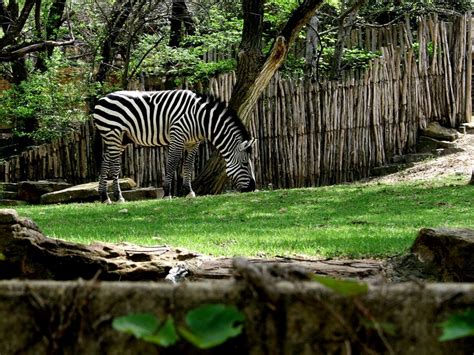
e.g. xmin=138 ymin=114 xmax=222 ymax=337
xmin=329 ymin=0 xmax=367 ymax=80
xmin=35 ymin=0 xmax=67 ymax=71
xmin=94 ymin=0 xmax=132 ymax=85
xmin=194 ymin=0 xmax=325 ymax=195
xmin=169 ymin=0 xmax=195 ymax=47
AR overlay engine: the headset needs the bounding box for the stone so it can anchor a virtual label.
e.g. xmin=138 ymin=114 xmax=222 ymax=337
xmin=461 ymin=122 xmax=474 ymax=133
xmin=121 ymin=187 xmax=163 ymax=201
xmin=40 ymin=178 xmax=137 ymax=204
xmin=0 ymin=199 xmax=28 ymax=206
xmin=0 ymin=191 xmax=18 ymax=199
xmin=416 ymin=135 xmax=456 ymax=153
xmin=421 ymin=121 xmax=460 ymax=142
xmin=0 ymin=208 xmax=19 ymax=223
xmin=18 ymin=181 xmax=73 ymax=204
xmin=411 ymin=227 xmax=474 ymax=282
xmin=0 ymin=183 xmax=18 ymax=192
xmin=370 ymin=163 xmax=414 ymax=177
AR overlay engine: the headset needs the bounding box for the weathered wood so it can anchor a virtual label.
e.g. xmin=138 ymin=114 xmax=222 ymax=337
xmin=0 ymin=279 xmax=474 ymax=354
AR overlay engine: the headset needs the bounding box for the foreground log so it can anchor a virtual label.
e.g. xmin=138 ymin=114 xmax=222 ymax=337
xmin=0 ymin=280 xmax=473 ymax=354
xmin=0 ymin=208 xmax=184 ymax=280
xmin=0 ymin=209 xmax=384 ymax=281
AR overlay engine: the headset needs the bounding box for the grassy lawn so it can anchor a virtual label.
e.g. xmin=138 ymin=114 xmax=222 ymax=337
xmin=13 ymin=176 xmax=473 ymax=259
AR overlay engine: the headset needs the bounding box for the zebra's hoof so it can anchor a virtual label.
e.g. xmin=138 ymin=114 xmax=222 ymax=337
xmin=117 ymin=197 xmax=126 ymax=203
xmin=102 ymin=198 xmax=112 ymax=204
xmin=186 ymin=191 xmax=196 ymax=199
xmin=163 ymin=195 xmax=172 ymax=200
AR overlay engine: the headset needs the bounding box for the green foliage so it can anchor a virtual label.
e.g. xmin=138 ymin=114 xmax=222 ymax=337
xmin=0 ymin=51 xmax=93 ymax=144
xmin=137 ymin=35 xmax=237 ymax=84
xmin=112 ymin=304 xmax=244 ymax=349
xmin=113 ymin=313 xmax=178 ymax=347
xmin=313 ymin=275 xmax=368 ymax=296
xmin=134 ymin=4 xmax=242 ymax=84
xmin=318 ymin=46 xmax=381 ymax=72
xmin=360 ymin=0 xmax=472 ymax=23
xmin=438 ymin=309 xmax=474 ymax=342
xmin=179 ymin=304 xmax=245 ymax=349
xmin=112 ymin=313 xmax=160 ymax=338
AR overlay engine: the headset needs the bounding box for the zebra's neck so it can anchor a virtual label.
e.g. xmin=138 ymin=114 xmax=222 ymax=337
xmin=196 ymin=96 xmax=250 ymax=161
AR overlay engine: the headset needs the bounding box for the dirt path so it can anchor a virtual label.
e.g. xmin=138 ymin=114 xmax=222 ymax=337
xmin=369 ymin=133 xmax=473 ymax=184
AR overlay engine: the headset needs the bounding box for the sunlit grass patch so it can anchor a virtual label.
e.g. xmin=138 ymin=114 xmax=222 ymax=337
xmin=14 ymin=175 xmax=473 ymax=259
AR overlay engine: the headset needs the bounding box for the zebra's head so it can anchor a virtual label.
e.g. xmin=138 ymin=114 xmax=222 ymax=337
xmin=226 ymin=138 xmax=256 ymax=192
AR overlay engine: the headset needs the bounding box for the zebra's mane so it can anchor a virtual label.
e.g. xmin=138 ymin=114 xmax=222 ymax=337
xmin=196 ymin=93 xmax=251 ymax=141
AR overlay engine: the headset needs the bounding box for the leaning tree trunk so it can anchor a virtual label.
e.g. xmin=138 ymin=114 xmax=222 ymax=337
xmin=194 ymin=0 xmax=324 ymax=195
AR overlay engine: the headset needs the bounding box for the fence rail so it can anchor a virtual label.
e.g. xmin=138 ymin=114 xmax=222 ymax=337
xmin=0 ymin=14 xmax=471 ymax=190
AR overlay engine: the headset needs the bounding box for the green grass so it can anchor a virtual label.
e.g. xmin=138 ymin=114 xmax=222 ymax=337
xmin=13 ymin=176 xmax=473 ymax=259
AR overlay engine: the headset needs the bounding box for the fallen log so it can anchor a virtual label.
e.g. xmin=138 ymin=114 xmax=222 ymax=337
xmin=0 ymin=208 xmax=184 ymax=280
xmin=0 ymin=279 xmax=473 ymax=354
xmin=0 ymin=209 xmax=385 ymax=282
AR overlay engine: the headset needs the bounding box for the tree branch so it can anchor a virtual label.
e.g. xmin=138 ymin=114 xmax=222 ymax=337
xmin=0 ymin=39 xmax=75 ymax=61
xmin=0 ymin=0 xmax=36 ymax=49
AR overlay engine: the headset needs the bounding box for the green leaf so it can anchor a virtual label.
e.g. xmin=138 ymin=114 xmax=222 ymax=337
xmin=143 ymin=317 xmax=178 ymax=347
xmin=179 ymin=304 xmax=245 ymax=349
xmin=313 ymin=275 xmax=368 ymax=296
xmin=112 ymin=313 xmax=160 ymax=338
xmin=439 ymin=310 xmax=474 ymax=341
xmin=362 ymin=320 xmax=397 ymax=336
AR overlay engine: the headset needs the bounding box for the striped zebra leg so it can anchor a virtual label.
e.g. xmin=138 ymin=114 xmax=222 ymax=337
xmin=110 ymin=154 xmax=125 ymax=203
xmin=163 ymin=138 xmax=184 ymax=198
xmin=183 ymin=143 xmax=199 ymax=198
xmin=98 ymin=152 xmax=112 ymax=204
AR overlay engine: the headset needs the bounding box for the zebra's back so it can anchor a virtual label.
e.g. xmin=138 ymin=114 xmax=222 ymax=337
xmin=93 ymin=90 xmax=200 ymax=147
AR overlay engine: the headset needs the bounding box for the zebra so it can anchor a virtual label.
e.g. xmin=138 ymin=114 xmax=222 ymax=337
xmin=92 ymin=89 xmax=256 ymax=203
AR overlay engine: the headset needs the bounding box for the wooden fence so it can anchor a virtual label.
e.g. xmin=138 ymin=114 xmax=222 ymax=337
xmin=0 ymin=14 xmax=471 ymax=190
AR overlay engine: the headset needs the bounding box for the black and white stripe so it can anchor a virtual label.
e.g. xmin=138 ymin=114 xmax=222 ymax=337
xmin=93 ymin=89 xmax=256 ymax=202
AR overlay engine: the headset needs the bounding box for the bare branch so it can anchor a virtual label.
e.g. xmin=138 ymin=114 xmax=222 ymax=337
xmin=0 ymin=39 xmax=75 ymax=61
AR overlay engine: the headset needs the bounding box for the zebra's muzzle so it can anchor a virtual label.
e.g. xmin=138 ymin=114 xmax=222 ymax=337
xmin=241 ymin=178 xmax=256 ymax=193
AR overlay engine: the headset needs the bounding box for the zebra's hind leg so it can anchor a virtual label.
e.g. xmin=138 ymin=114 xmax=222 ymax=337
xmin=163 ymin=138 xmax=184 ymax=199
xmin=183 ymin=142 xmax=199 ymax=198
xmin=110 ymin=152 xmax=125 ymax=203
xmin=98 ymin=152 xmax=112 ymax=204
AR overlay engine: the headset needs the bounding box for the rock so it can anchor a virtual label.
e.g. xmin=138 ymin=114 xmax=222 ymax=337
xmin=0 ymin=191 xmax=18 ymax=199
xmin=0 ymin=183 xmax=18 ymax=192
xmin=0 ymin=199 xmax=28 ymax=206
xmin=18 ymin=181 xmax=72 ymax=204
xmin=370 ymin=163 xmax=414 ymax=177
xmin=422 ymin=122 xmax=460 ymax=142
xmin=121 ymin=187 xmax=164 ymax=201
xmin=40 ymin=178 xmax=137 ymax=204
xmin=411 ymin=227 xmax=474 ymax=282
xmin=416 ymin=136 xmax=456 ymax=153
xmin=461 ymin=122 xmax=474 ymax=133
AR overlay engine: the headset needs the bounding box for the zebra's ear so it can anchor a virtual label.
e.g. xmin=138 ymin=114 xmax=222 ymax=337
xmin=239 ymin=138 xmax=256 ymax=152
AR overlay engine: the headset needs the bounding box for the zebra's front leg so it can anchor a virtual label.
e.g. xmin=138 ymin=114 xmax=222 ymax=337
xmin=183 ymin=143 xmax=199 ymax=198
xmin=163 ymin=140 xmax=184 ymax=199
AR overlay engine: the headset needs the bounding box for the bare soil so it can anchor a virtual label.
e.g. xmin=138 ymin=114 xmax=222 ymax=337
xmin=369 ymin=133 xmax=474 ymax=184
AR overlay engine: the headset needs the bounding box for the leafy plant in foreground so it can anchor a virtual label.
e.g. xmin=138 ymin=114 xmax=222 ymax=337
xmin=112 ymin=303 xmax=244 ymax=349
xmin=438 ymin=309 xmax=474 ymax=342
xmin=313 ymin=275 xmax=369 ymax=296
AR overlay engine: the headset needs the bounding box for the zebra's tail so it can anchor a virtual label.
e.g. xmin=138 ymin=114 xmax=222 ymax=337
xmin=93 ymin=126 xmax=103 ymax=175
